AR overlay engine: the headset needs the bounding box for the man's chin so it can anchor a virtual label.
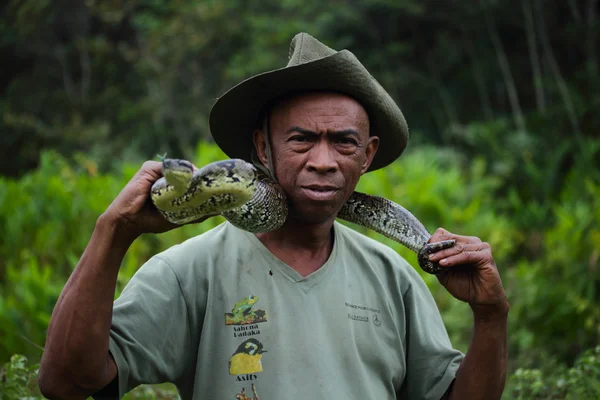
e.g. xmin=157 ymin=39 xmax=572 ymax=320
xmin=287 ymin=205 xmax=339 ymax=226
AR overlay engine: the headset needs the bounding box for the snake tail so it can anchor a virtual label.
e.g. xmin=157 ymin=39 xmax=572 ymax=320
xmin=338 ymin=192 xmax=452 ymax=274
xmin=417 ymin=240 xmax=456 ymax=274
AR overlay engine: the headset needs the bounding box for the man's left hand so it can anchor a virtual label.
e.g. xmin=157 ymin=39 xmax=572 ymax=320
xmin=426 ymin=228 xmax=509 ymax=319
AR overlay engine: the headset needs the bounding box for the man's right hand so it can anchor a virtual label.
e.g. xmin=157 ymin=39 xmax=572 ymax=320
xmin=102 ymin=160 xmax=208 ymax=240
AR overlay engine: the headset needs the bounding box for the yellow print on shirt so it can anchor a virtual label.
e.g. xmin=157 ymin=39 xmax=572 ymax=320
xmin=229 ymin=338 xmax=267 ymax=375
xmin=235 ymin=384 xmax=260 ymax=400
xmin=225 ymin=295 xmax=268 ymax=325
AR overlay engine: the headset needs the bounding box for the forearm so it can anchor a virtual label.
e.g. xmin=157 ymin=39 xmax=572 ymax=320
xmin=39 ymin=213 xmax=136 ymax=398
xmin=447 ymin=303 xmax=509 ymax=400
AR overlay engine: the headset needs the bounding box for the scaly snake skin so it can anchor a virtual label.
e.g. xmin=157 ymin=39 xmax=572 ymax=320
xmin=151 ymin=158 xmax=454 ymax=274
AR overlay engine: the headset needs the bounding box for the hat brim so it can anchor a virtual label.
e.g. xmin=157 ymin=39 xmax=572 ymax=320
xmin=209 ymin=50 xmax=408 ymax=172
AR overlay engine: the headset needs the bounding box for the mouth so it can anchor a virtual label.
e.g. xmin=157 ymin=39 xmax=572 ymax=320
xmin=301 ymin=185 xmax=340 ymax=201
xmin=163 ymin=159 xmax=194 ymax=173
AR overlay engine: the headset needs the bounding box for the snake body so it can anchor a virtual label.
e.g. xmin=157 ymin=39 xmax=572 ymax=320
xmin=151 ymin=158 xmax=454 ymax=274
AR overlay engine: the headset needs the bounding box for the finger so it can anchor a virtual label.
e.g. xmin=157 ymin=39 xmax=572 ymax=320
xmin=131 ymin=161 xmax=165 ymax=190
xmin=140 ymin=160 xmax=164 ymax=177
xmin=141 ymin=160 xmax=162 ymax=171
xmin=429 ymin=227 xmax=457 ymax=243
xmin=438 ymin=249 xmax=492 ymax=268
xmin=428 ymin=242 xmax=490 ymax=262
xmin=430 ymin=227 xmax=450 ymax=240
xmin=429 ymin=230 xmax=483 ymax=246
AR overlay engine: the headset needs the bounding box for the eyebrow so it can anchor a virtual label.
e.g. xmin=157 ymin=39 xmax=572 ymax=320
xmin=285 ymin=126 xmax=360 ymax=137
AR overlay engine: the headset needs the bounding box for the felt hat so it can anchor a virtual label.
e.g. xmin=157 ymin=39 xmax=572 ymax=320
xmin=209 ymin=32 xmax=409 ymax=172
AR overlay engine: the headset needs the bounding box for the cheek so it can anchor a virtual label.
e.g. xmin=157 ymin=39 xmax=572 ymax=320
xmin=278 ymin=170 xmax=296 ymax=192
xmin=346 ymin=152 xmax=366 ymax=175
xmin=342 ymin=158 xmax=365 ymax=192
xmin=274 ymin=153 xmax=300 ymax=188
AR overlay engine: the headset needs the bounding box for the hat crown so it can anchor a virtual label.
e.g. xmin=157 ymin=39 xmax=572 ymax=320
xmin=287 ymin=33 xmax=337 ymax=67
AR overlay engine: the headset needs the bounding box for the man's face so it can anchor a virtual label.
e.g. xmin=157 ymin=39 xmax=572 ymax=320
xmin=254 ymin=92 xmax=379 ymax=224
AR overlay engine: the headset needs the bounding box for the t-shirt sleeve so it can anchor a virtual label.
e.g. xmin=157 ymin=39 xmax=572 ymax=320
xmin=397 ymin=271 xmax=464 ymax=400
xmin=105 ymin=255 xmax=194 ymax=398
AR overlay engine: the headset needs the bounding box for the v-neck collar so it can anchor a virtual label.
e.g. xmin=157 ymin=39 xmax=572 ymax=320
xmin=236 ymin=222 xmax=341 ymax=293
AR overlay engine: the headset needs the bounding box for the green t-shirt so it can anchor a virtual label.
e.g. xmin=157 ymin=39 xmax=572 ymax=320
xmin=104 ymin=221 xmax=463 ymax=399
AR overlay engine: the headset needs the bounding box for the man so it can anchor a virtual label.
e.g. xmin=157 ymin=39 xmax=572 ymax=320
xmin=39 ymin=33 xmax=508 ymax=399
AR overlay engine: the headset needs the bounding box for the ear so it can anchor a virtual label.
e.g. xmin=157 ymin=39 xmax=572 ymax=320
xmin=252 ymin=129 xmax=269 ymax=167
xmin=360 ymin=136 xmax=380 ymax=174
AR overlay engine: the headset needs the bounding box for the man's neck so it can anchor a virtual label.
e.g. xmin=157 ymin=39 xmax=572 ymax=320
xmin=255 ymin=216 xmax=335 ymax=277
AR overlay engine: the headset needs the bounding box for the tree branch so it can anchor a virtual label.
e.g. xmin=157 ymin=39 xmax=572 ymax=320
xmin=534 ymin=0 xmax=581 ymax=136
xmin=463 ymin=34 xmax=494 ymax=120
xmin=55 ymin=47 xmax=76 ymax=104
xmin=80 ymin=44 xmax=91 ymax=103
xmin=522 ymin=0 xmax=546 ymax=112
xmin=483 ymin=6 xmax=527 ymax=132
xmin=586 ymin=0 xmax=598 ymax=81
xmin=567 ymin=0 xmax=582 ymax=23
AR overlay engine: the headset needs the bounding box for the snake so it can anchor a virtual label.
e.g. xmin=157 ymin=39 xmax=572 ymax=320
xmin=150 ymin=158 xmax=455 ymax=274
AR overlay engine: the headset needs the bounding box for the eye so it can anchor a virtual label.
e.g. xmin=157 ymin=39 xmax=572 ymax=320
xmin=290 ymin=135 xmax=309 ymax=143
xmin=336 ymin=137 xmax=358 ymax=145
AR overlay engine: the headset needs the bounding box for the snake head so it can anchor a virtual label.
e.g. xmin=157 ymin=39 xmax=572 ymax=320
xmin=162 ymin=158 xmax=194 ymax=191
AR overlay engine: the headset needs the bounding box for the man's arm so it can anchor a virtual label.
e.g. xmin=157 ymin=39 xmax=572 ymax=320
xmin=38 ymin=161 xmax=201 ymax=399
xmin=427 ymin=228 xmax=509 ymax=400
xmin=439 ymin=306 xmax=508 ymax=400
xmin=38 ymin=214 xmax=131 ymax=399
xmin=446 ymin=306 xmax=508 ymax=400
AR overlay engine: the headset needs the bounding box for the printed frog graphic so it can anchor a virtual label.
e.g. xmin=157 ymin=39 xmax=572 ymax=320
xmin=233 ymin=296 xmax=258 ymax=316
xmin=229 ymin=338 xmax=267 ymax=375
xmin=225 ymin=295 xmax=267 ymax=325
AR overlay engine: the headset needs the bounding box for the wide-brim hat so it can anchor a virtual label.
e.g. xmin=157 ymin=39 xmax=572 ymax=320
xmin=209 ymin=32 xmax=408 ymax=172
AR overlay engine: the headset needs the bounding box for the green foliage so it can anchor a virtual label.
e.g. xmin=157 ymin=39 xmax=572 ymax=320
xmin=0 ymin=257 xmax=58 ymax=365
xmin=123 ymin=384 xmax=179 ymax=400
xmin=0 ymin=355 xmax=42 ymax=399
xmin=507 ymin=169 xmax=600 ymax=360
xmin=0 ymin=143 xmax=228 ymax=362
xmin=0 ymin=354 xmax=176 ymax=399
xmin=506 ymin=346 xmax=600 ymax=399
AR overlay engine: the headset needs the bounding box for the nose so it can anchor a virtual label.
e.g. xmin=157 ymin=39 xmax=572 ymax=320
xmin=306 ymin=141 xmax=337 ymax=174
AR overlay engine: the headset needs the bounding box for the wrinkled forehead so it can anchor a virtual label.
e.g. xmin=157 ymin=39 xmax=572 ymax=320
xmin=266 ymin=91 xmax=370 ymax=134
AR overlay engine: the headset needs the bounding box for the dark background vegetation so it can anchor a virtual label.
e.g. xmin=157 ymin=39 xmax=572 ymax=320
xmin=1 ymin=0 xmax=599 ymax=398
